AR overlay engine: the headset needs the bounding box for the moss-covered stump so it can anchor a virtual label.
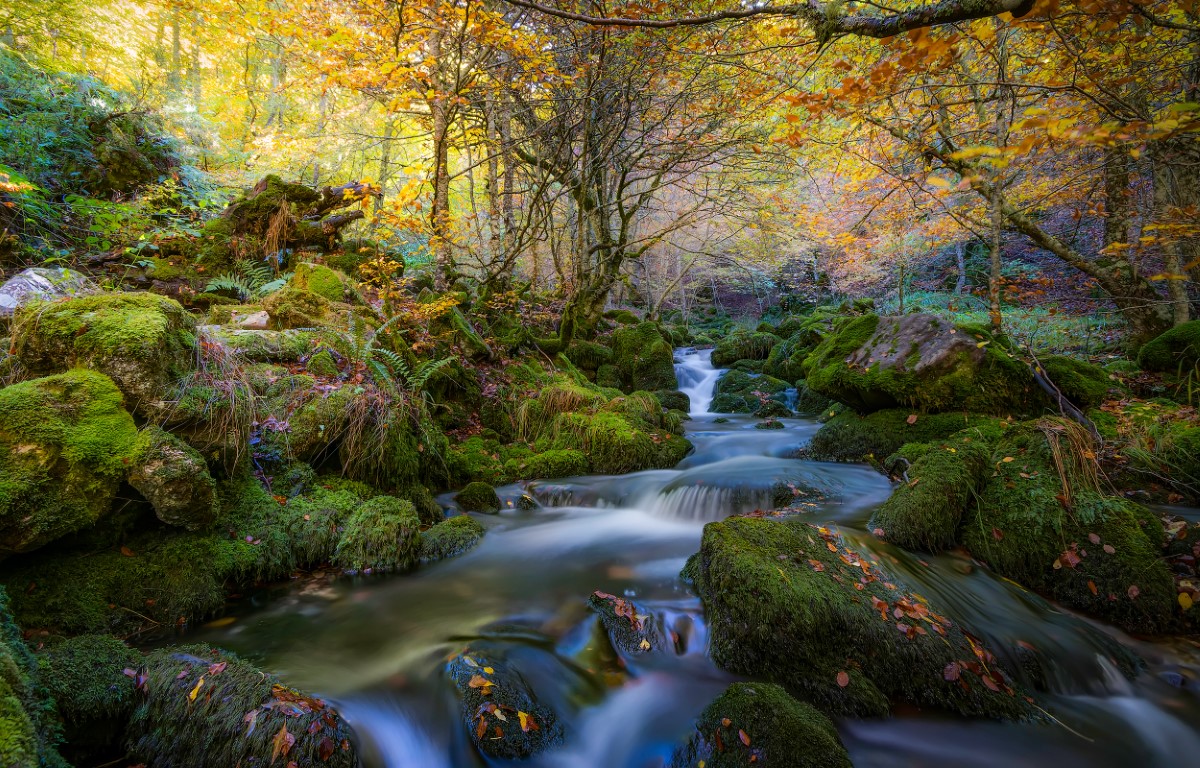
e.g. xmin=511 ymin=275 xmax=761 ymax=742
xmin=0 ymin=370 xmax=141 ymax=557
xmin=610 ymin=322 xmax=678 ymax=392
xmin=129 ymin=426 xmax=218 ymax=530
xmin=587 ymin=591 xmax=666 ymax=656
xmin=126 ymin=645 xmax=357 ymax=768
xmin=870 ymin=435 xmax=993 ymax=552
xmin=1137 ymin=319 xmax=1200 ymax=373
xmin=691 ymin=517 xmax=1032 ymax=719
xmin=1 ymin=587 xmax=66 ymax=768
xmin=804 ymin=313 xmax=1039 ymax=415
xmin=420 ymin=516 xmax=485 ymax=562
xmin=13 ymin=292 xmax=196 ymax=417
xmin=711 ymin=331 xmax=782 ymax=368
xmin=447 ymin=650 xmax=563 ymax=760
xmin=807 ymin=408 xmax=1003 ymax=464
xmin=333 ymin=496 xmax=421 ymax=573
xmin=962 ymin=419 xmax=1177 ymax=633
xmin=670 ymin=682 xmax=851 ymax=768
xmin=1040 ymin=356 xmax=1112 ymax=409
xmin=456 ymin=482 xmax=502 ymax=513
xmin=38 ymin=634 xmax=139 ymax=757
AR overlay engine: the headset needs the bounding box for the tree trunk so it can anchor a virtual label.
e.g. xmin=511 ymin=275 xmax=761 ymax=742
xmin=954 ymin=241 xmax=968 ymax=294
xmin=429 ymin=26 xmax=453 ymax=291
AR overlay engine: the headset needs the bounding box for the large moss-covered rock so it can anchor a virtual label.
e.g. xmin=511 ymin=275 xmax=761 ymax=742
xmin=807 ymin=408 xmax=1003 ymax=464
xmin=504 ymin=449 xmax=590 ymax=481
xmin=670 ymin=682 xmax=851 ymax=768
xmin=420 ymin=516 xmax=485 ymax=562
xmin=128 ymin=426 xmax=218 ymax=530
xmin=291 ymin=262 xmax=352 ymax=303
xmin=870 ymin=434 xmax=993 ymax=552
xmin=711 ymin=370 xmax=791 ymax=414
xmin=550 ymin=412 xmax=690 ymax=474
xmin=198 ymin=326 xmax=316 ymax=363
xmin=13 ymin=293 xmax=197 ymax=416
xmin=447 ymin=650 xmax=563 ymax=760
xmin=804 ymin=314 xmax=1038 ymax=415
xmin=333 ymin=496 xmax=421 ymax=573
xmin=0 ymin=370 xmax=140 ymax=557
xmin=963 ymin=419 xmax=1177 ymax=633
xmin=610 ymin=322 xmax=678 ymax=392
xmin=261 ymin=286 xmax=330 ymax=329
xmin=1137 ymin=320 xmax=1200 ymax=373
xmin=691 ymin=517 xmax=1031 ymax=718
xmin=126 ymin=644 xmax=357 ymax=768
xmin=1040 ymin=355 xmax=1112 ymax=409
xmin=711 ymin=331 xmax=781 ymax=368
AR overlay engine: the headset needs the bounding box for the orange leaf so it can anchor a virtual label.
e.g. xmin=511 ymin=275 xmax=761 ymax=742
xmin=739 ymin=729 xmax=751 ymax=746
xmin=836 ymin=671 xmax=850 ymax=687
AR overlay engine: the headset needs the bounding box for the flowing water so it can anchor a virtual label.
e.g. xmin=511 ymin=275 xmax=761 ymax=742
xmin=184 ymin=350 xmax=1200 ymax=767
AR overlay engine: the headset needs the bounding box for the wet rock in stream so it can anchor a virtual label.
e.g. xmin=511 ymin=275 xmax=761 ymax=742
xmin=587 ymin=590 xmax=668 ymax=656
xmin=447 ymin=649 xmax=564 ymax=759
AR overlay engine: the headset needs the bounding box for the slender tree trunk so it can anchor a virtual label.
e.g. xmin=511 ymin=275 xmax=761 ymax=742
xmin=989 ymin=25 xmax=1011 ymax=333
xmin=954 ymin=241 xmax=968 ymax=294
xmin=428 ymin=27 xmax=453 ymax=290
xmin=168 ymin=8 xmax=182 ymax=93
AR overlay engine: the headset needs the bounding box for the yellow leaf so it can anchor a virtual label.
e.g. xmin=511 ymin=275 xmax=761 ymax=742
xmin=188 ymin=676 xmax=204 ymax=702
xmin=1181 ymin=592 xmax=1194 ymax=611
xmin=483 ymin=666 xmax=494 ymax=674
xmin=1002 ymin=457 xmax=1015 ymax=463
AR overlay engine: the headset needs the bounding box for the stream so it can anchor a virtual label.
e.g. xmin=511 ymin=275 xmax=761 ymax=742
xmin=184 ymin=350 xmax=1200 ymax=767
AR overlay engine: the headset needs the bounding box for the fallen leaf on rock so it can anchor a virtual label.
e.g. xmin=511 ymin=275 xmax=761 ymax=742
xmin=836 ymin=671 xmax=850 ymax=687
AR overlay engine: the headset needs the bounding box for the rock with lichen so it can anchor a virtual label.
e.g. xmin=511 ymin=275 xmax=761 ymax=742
xmin=128 ymin=426 xmax=219 ymax=530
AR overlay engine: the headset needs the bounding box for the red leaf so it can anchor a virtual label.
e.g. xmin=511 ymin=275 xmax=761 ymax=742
xmin=943 ymin=661 xmax=961 ymax=681
xmin=1128 ymin=585 xmax=1140 ymax=600
xmin=739 ymin=729 xmax=751 ymax=746
xmin=1087 ymin=533 xmax=1101 ymax=545
xmin=836 ymin=671 xmax=850 ymax=687
xmin=992 ymin=527 xmax=1004 ymax=541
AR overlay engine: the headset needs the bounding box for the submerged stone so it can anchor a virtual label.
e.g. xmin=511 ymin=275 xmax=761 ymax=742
xmin=587 ymin=590 xmax=667 ymax=656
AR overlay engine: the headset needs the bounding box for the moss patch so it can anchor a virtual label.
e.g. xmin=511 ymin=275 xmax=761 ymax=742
xmin=610 ymin=322 xmax=678 ymax=392
xmin=333 ymin=496 xmax=420 ymax=573
xmin=420 ymin=516 xmax=485 ymax=562
xmin=711 ymin=331 xmax=781 ymax=368
xmin=1137 ymin=320 xmax=1200 ymax=372
xmin=1041 ymin=355 xmax=1112 ymax=409
xmin=128 ymin=426 xmax=218 ymax=530
xmin=808 ymin=408 xmax=1004 ymax=464
xmin=455 ymin=482 xmax=501 ymax=513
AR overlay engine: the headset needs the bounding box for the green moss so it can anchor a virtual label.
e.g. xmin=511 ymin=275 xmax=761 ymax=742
xmin=1041 ymin=356 xmax=1112 ymax=408
xmin=711 ymin=331 xmax=782 ymax=368
xmin=505 ymin=450 xmax=589 ymax=480
xmin=564 ymin=341 xmax=614 ymax=371
xmin=209 ymin=328 xmax=316 ymax=363
xmin=405 ymin=484 xmax=444 ymax=526
xmin=550 ymin=412 xmax=688 ymax=474
xmin=804 ymin=314 xmax=1037 ymax=415
xmin=291 ymin=262 xmax=350 ymax=303
xmin=38 ymin=634 xmax=138 ymax=731
xmin=126 ymin=644 xmax=356 ymax=768
xmin=420 ymin=516 xmax=485 ymax=562
xmin=654 ymin=390 xmax=690 ymax=413
xmin=0 ymin=370 xmax=141 ymax=556
xmin=13 ymin=292 xmax=196 ymax=415
xmin=963 ymin=420 xmax=1177 ymax=633
xmin=446 ymin=437 xmax=512 ymax=487
xmin=595 ymin=364 xmax=622 ymax=389
xmin=670 ymin=682 xmax=851 ymax=768
xmin=333 ymin=496 xmax=421 ymax=573
xmin=262 ymin=286 xmax=329 ymax=329
xmin=808 ymin=408 xmax=1003 ymax=463
xmin=610 ymin=322 xmax=678 ymax=392
xmin=1 ymin=586 xmax=67 ymax=768
xmin=754 ymin=400 xmax=792 ymax=419
xmin=870 ymin=435 xmax=993 ymax=552
xmin=1137 ymin=320 xmax=1200 ymax=372
xmin=693 ymin=517 xmax=1032 ymax=719
xmin=304 ymin=348 xmax=340 ymax=377
xmin=455 ymin=482 xmax=501 ymax=513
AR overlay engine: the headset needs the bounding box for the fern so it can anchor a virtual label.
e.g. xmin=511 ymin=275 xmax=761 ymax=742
xmin=205 ymin=258 xmax=291 ymax=300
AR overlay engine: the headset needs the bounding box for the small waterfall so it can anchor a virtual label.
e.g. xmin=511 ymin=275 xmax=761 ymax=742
xmin=674 ymin=349 xmax=724 ymax=415
xmin=641 ymin=484 xmax=779 ymax=522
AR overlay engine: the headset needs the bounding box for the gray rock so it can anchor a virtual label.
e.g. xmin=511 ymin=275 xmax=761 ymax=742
xmin=128 ymin=426 xmax=218 ymax=529
xmin=0 ymin=267 xmax=97 ymax=316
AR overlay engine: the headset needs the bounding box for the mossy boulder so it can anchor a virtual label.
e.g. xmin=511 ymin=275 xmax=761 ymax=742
xmin=711 ymin=370 xmax=790 ymax=414
xmin=0 ymin=370 xmax=140 ymax=557
xmin=754 ymin=400 xmax=792 ymax=419
xmin=455 ymin=482 xmax=502 ymax=513
xmin=333 ymin=496 xmax=421 ymax=573
xmin=447 ymin=649 xmax=563 ymax=759
xmin=128 ymin=426 xmax=218 ymax=530
xmin=1040 ymin=355 xmax=1112 ymax=409
xmin=38 ymin=634 xmax=139 ymax=757
xmin=291 ymin=262 xmax=352 ymax=303
xmin=763 ymin=336 xmax=810 ymax=383
xmin=200 ymin=326 xmax=316 ymax=363
xmin=654 ymin=390 xmax=691 ymax=413
xmin=587 ymin=591 xmax=666 ymax=655
xmin=670 ymin=682 xmax=851 ymax=768
xmin=262 ymin=286 xmax=330 ymax=329
xmin=610 ymin=322 xmax=678 ymax=392
xmin=550 ymin=412 xmax=690 ymax=474
xmin=13 ymin=292 xmax=196 ymax=417
xmin=870 ymin=434 xmax=993 ymax=552
xmin=126 ymin=644 xmax=357 ymax=768
xmin=808 ymin=408 xmax=1004 ymax=464
xmin=563 ymin=341 xmax=614 ymax=371
xmin=962 ymin=419 xmax=1177 ymax=633
xmin=1137 ymin=319 xmax=1200 ymax=373
xmin=804 ymin=314 xmax=1038 ymax=415
xmin=420 ymin=516 xmax=485 ymax=562
xmin=711 ymin=331 xmax=781 ymax=368
xmin=305 ymin=348 xmax=340 ymax=377
xmin=691 ymin=517 xmax=1031 ymax=718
